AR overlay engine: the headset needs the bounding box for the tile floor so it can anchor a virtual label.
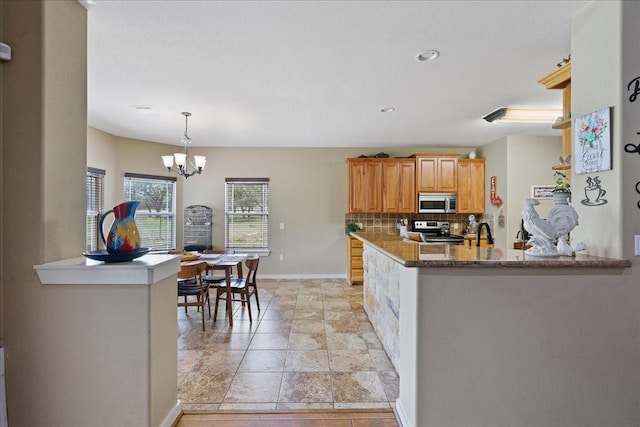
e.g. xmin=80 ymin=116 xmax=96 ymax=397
xmin=177 ymin=279 xmax=399 ymax=411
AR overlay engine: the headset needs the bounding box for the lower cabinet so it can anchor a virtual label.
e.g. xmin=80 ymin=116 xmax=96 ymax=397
xmin=347 ymin=237 xmax=363 ymax=285
xmin=463 ymin=236 xmax=494 ymax=248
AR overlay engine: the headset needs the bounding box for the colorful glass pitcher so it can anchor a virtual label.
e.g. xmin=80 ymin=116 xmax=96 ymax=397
xmin=99 ymin=201 xmax=141 ymax=253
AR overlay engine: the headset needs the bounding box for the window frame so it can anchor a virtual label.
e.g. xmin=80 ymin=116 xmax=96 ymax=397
xmin=124 ymin=173 xmax=177 ymax=251
xmin=225 ymin=178 xmax=270 ymax=252
xmin=86 ymin=167 xmax=105 ymax=252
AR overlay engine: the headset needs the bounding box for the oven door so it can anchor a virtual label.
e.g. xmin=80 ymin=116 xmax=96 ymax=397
xmin=422 ymin=235 xmax=465 ymax=245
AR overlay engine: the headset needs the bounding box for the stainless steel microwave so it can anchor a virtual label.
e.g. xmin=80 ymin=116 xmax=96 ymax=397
xmin=418 ymin=193 xmax=457 ymax=214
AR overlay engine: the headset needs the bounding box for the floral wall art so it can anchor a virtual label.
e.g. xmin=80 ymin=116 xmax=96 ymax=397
xmin=574 ymin=106 xmax=612 ymax=174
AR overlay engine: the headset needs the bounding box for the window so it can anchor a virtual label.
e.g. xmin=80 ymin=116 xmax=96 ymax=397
xmin=225 ymin=178 xmax=269 ymax=250
xmin=86 ymin=167 xmax=105 ymax=252
xmin=124 ymin=173 xmax=177 ymax=251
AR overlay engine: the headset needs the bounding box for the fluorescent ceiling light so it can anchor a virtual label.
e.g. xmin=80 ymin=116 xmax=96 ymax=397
xmin=483 ymin=108 xmax=562 ymax=124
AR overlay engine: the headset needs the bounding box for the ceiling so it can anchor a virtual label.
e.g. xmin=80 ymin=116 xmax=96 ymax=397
xmin=86 ymin=0 xmax=588 ymax=149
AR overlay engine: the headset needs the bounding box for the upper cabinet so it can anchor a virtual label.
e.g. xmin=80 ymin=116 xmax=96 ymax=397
xmin=538 ymin=63 xmax=571 ymax=170
xmin=413 ymin=154 xmax=458 ymax=192
xmin=382 ymin=159 xmax=416 ymax=213
xmin=347 ymin=154 xmax=485 ymax=214
xmin=347 ymin=158 xmax=382 ymax=213
xmin=347 ymin=158 xmax=415 ymax=213
xmin=457 ymin=159 xmax=485 ymax=214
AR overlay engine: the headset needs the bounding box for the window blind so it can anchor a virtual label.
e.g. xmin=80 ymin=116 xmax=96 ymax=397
xmin=86 ymin=167 xmax=105 ymax=251
xmin=225 ymin=178 xmax=269 ymax=249
xmin=124 ymin=173 xmax=177 ymax=250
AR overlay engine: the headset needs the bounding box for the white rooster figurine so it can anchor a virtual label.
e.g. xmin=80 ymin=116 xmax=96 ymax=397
xmin=522 ymin=198 xmax=579 ymax=256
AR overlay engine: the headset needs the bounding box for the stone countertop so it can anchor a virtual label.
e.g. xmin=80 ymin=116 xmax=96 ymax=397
xmin=350 ymin=232 xmax=631 ymax=269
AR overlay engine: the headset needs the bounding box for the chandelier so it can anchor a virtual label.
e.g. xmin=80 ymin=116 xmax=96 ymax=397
xmin=161 ymin=112 xmax=207 ymax=178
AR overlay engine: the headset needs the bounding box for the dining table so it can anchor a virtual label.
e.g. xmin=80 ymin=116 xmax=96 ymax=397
xmin=181 ymin=253 xmax=248 ymax=327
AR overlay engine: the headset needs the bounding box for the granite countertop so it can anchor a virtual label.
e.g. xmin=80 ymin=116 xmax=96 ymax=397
xmin=350 ymin=231 xmax=631 ymax=269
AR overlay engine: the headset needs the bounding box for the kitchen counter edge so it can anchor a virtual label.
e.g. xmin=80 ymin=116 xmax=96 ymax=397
xmin=349 ymin=232 xmax=631 ymax=269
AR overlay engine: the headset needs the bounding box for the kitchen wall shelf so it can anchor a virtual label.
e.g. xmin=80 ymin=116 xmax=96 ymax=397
xmin=552 ymin=118 xmax=572 ymax=130
xmin=539 ymin=62 xmax=572 ymax=171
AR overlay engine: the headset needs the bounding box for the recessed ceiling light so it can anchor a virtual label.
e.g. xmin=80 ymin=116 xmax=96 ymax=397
xmin=132 ymin=105 xmax=159 ymax=115
xmin=416 ymin=50 xmax=440 ymax=62
xmin=380 ymin=107 xmax=396 ymax=113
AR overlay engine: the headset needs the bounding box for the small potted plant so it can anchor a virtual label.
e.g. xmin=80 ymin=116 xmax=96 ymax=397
xmin=346 ymin=223 xmax=361 ymax=234
xmin=553 ymin=171 xmax=571 ymax=205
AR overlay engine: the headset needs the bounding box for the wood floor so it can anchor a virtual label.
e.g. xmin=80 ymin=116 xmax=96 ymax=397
xmin=176 ymin=409 xmax=399 ymax=427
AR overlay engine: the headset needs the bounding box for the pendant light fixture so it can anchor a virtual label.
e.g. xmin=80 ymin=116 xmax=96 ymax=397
xmin=161 ymin=112 xmax=206 ymax=178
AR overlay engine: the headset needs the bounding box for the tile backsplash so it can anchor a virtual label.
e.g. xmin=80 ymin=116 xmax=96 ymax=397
xmin=345 ymin=212 xmax=494 ymax=236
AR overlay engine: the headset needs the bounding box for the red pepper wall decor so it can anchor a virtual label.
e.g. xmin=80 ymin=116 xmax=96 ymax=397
xmin=490 ymin=176 xmax=503 ymax=208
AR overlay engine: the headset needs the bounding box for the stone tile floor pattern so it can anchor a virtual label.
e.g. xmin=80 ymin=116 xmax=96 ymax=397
xmin=177 ymin=279 xmax=399 ymax=411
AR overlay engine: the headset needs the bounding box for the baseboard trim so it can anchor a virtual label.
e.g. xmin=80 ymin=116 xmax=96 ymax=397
xmin=258 ymin=274 xmax=347 ymax=280
xmin=0 ymin=348 xmax=6 ymax=427
xmin=161 ymin=400 xmax=182 ymax=427
xmin=394 ymin=398 xmax=411 ymax=427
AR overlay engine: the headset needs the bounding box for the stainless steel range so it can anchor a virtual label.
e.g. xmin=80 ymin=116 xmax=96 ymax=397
xmin=411 ymin=220 xmax=465 ymax=245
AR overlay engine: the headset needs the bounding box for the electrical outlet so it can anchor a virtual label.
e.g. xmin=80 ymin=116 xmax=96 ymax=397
xmin=279 ymin=254 xmax=284 ymax=261
xmin=635 ymin=235 xmax=640 ymax=256
xmin=280 ymin=222 xmax=285 ymax=230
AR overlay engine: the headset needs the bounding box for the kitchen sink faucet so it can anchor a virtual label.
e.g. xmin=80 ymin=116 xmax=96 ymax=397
xmin=476 ymin=222 xmax=494 ymax=246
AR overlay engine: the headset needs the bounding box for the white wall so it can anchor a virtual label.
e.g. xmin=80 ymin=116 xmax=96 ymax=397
xmin=2 ymin=1 xmax=90 ymax=425
xmin=414 ymin=266 xmax=639 ymax=426
xmin=87 ymin=127 xmax=118 ymax=211
xmin=571 ymin=1 xmax=625 ymax=258
xmin=482 ymin=135 xmax=562 ymax=249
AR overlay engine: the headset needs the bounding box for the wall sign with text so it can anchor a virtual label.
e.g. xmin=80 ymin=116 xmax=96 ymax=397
xmin=490 ymin=176 xmax=503 ymax=208
xmin=574 ymin=106 xmax=612 ymax=175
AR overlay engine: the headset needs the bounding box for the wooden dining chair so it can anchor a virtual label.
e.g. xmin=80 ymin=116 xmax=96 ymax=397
xmin=244 ymin=255 xmax=261 ymax=311
xmin=177 ymin=261 xmax=211 ymax=331
xmin=212 ymin=255 xmax=260 ymax=322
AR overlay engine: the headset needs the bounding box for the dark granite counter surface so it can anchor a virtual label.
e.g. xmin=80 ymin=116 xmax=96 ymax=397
xmin=350 ymin=232 xmax=631 ymax=269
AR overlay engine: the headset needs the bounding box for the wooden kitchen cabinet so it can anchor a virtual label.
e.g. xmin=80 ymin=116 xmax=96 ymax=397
xmin=413 ymin=154 xmax=458 ymax=192
xmin=347 ymin=157 xmax=415 ymax=213
xmin=347 ymin=237 xmax=364 ymax=285
xmin=382 ymin=159 xmax=416 ymax=213
xmin=347 ymin=158 xmax=382 ymax=213
xmin=457 ymin=159 xmax=485 ymax=214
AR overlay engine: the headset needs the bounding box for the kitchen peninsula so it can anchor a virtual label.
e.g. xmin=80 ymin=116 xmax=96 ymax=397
xmin=352 ymin=232 xmax=632 ymax=427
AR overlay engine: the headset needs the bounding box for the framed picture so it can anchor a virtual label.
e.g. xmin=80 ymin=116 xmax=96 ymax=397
xmin=531 ymin=185 xmax=555 ymax=199
xmin=574 ymin=106 xmax=612 ymax=175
